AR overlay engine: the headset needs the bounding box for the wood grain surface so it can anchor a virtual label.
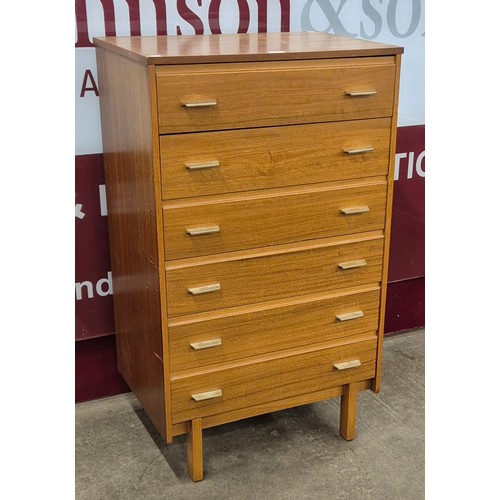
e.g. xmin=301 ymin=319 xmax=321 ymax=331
xmin=168 ymin=286 xmax=380 ymax=371
xmin=165 ymin=234 xmax=384 ymax=316
xmin=93 ymin=32 xmax=403 ymax=66
xmin=163 ymin=179 xmax=387 ymax=260
xmin=160 ymin=118 xmax=391 ymax=199
xmin=156 ymin=58 xmax=395 ymax=133
xmin=170 ymin=336 xmax=377 ymax=424
xmin=95 ymin=47 xmax=167 ymax=440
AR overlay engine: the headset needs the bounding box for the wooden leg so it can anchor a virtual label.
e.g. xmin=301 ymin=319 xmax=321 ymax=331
xmin=339 ymin=382 xmax=357 ymax=441
xmin=187 ymin=418 xmax=203 ymax=481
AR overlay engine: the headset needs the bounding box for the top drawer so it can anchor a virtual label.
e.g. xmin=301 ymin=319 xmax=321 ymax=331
xmin=155 ymin=57 xmax=396 ymax=134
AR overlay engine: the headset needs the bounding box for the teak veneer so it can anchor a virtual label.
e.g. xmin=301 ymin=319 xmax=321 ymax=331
xmin=95 ymin=32 xmax=403 ymax=481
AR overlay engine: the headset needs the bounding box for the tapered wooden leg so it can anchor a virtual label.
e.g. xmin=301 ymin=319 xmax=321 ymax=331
xmin=187 ymin=418 xmax=203 ymax=481
xmin=339 ymin=382 xmax=357 ymax=441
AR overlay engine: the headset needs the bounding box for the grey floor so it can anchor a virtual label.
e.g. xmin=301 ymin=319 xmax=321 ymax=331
xmin=76 ymin=329 xmax=424 ymax=500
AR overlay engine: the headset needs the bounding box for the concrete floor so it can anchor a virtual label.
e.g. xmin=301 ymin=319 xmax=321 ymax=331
xmin=76 ymin=329 xmax=424 ymax=499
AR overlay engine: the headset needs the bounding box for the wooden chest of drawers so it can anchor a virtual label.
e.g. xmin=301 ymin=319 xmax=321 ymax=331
xmin=94 ymin=32 xmax=402 ymax=481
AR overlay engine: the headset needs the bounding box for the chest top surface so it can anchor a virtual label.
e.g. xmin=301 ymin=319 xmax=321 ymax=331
xmin=93 ymin=32 xmax=403 ymax=65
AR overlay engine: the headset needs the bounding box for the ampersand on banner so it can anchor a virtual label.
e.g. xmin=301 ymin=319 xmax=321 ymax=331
xmin=300 ymin=0 xmax=357 ymax=36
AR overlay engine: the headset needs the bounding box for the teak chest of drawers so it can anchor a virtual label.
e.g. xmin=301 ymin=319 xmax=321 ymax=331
xmin=94 ymin=32 xmax=403 ymax=481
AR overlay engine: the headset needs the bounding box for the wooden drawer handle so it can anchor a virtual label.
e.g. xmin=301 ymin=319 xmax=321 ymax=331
xmin=344 ymin=90 xmax=377 ymax=96
xmin=188 ymin=283 xmax=221 ymax=295
xmin=336 ymin=311 xmax=364 ymax=322
xmin=186 ymin=225 xmax=220 ymax=236
xmin=185 ymin=160 xmax=220 ymax=171
xmin=190 ymin=338 xmax=222 ymax=350
xmin=191 ymin=389 xmax=222 ymax=402
xmin=343 ymin=147 xmax=375 ymax=155
xmin=340 ymin=206 xmax=370 ymax=215
xmin=338 ymin=259 xmax=367 ymax=270
xmin=181 ymin=100 xmax=217 ymax=108
xmin=334 ymin=359 xmax=362 ymax=371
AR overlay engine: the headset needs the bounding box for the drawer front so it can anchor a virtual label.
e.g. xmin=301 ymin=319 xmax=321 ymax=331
xmin=170 ymin=336 xmax=377 ymax=423
xmin=156 ymin=58 xmax=396 ymax=134
xmin=160 ymin=119 xmax=391 ymax=199
xmin=166 ymin=236 xmax=384 ymax=317
xmin=163 ymin=181 xmax=387 ymax=260
xmin=169 ymin=287 xmax=380 ymax=372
